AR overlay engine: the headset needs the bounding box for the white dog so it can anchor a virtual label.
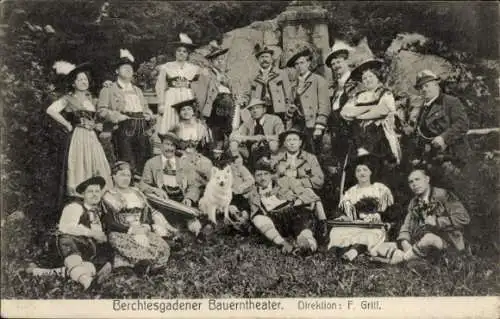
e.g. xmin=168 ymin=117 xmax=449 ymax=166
xmin=198 ymin=165 xmax=233 ymax=224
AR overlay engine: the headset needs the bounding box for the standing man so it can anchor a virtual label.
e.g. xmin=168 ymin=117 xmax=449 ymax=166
xmin=406 ymin=70 xmax=470 ymax=187
xmin=285 ymin=48 xmax=329 ymax=154
xmin=98 ymin=49 xmax=154 ymax=175
xmin=315 ymin=41 xmax=357 ymax=173
xmin=241 ymin=44 xmax=293 ymax=122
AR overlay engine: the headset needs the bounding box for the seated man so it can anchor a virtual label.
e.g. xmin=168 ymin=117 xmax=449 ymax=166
xmin=374 ymin=167 xmax=470 ymax=264
xmin=25 ymin=176 xmax=112 ymax=290
xmin=273 ymin=128 xmax=328 ymax=242
xmin=139 ymin=132 xmax=207 ymax=235
xmin=229 ymin=98 xmax=284 ymax=170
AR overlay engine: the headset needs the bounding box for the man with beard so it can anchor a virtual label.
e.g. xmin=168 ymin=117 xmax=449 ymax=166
xmin=240 ymin=44 xmax=293 ymax=123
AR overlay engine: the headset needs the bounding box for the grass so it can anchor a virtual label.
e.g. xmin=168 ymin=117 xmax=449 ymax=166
xmin=1 ymin=217 xmax=499 ymax=299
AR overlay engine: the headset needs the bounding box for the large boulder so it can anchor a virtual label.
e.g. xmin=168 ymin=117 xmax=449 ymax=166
xmin=386 ymin=50 xmax=454 ymax=97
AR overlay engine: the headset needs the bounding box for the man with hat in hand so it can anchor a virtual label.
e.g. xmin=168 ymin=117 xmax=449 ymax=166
xmin=316 ymin=40 xmax=357 ymax=174
xmin=240 ymin=44 xmax=293 ymax=122
xmin=229 ymin=98 xmax=285 ymax=169
xmin=408 ymin=70 xmax=470 ymax=171
xmin=98 ymin=49 xmax=154 ymax=175
xmin=26 ymin=176 xmax=112 ymax=290
xmin=286 ymin=48 xmax=329 ymax=154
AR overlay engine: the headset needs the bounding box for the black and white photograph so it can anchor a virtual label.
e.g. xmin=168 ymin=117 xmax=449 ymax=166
xmin=0 ymin=0 xmax=499 ymax=317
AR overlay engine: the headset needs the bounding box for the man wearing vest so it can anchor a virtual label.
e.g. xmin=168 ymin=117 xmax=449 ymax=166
xmin=286 ymin=48 xmax=329 ymax=154
xmin=315 ymin=41 xmax=357 ymax=173
xmin=25 ymin=176 xmax=112 ymax=290
xmin=98 ymin=49 xmax=154 ymax=175
xmin=241 ymin=44 xmax=293 ymax=123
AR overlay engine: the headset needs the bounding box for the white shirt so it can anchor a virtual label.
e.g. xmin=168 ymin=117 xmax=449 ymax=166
xmin=213 ymin=67 xmax=231 ymax=94
xmin=332 ymin=71 xmax=351 ymax=111
xmin=58 ymin=202 xmax=102 ymax=237
xmin=286 ymin=152 xmax=299 ymax=167
xmin=117 ymin=78 xmax=134 ymax=91
xmin=161 ymin=155 xmax=178 ymax=187
xmin=423 ymin=94 xmax=439 ymax=107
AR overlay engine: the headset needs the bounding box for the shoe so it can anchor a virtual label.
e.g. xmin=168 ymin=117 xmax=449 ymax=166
xmin=96 ymin=262 xmax=112 ymax=285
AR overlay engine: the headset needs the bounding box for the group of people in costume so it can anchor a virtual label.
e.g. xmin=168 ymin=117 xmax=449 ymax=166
xmin=29 ymin=33 xmax=472 ymax=290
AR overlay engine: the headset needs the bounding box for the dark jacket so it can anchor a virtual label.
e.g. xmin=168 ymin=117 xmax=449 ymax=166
xmin=415 ymin=93 xmax=470 ymax=162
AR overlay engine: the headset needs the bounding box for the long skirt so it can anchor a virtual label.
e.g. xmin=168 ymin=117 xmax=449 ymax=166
xmin=328 ymin=226 xmax=386 ymax=255
xmin=158 ymin=87 xmax=194 ymax=135
xmin=109 ymin=231 xmax=170 ymax=266
xmin=66 ymin=127 xmax=112 ymax=197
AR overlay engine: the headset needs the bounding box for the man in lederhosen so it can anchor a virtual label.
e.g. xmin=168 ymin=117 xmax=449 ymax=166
xmin=285 ymin=48 xmax=329 ymax=155
xmin=98 ymin=49 xmax=154 ymax=175
xmin=315 ymin=40 xmax=357 ymax=174
xmin=25 ymin=176 xmax=112 ymax=290
xmin=241 ymin=44 xmax=293 ymax=123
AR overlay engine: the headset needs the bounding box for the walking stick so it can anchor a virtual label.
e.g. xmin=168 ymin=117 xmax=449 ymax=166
xmin=339 ymin=143 xmax=352 ymax=203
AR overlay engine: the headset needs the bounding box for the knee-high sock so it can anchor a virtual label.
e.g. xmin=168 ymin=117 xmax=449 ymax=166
xmin=315 ymin=201 xmax=327 ymax=220
xmin=296 ymin=229 xmax=317 ymax=252
xmin=187 ymin=218 xmax=202 ymax=236
xmin=252 ymin=215 xmax=285 ymax=245
xmin=64 ymin=255 xmax=93 ymax=290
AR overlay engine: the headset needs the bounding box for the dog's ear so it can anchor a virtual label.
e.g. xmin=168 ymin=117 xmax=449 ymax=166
xmin=211 ymin=166 xmax=219 ymax=177
xmin=224 ymin=165 xmax=232 ymax=174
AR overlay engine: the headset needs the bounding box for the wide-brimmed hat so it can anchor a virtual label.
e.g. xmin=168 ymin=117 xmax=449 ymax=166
xmin=169 ymin=33 xmax=196 ymax=50
xmin=75 ymin=176 xmax=106 ymax=194
xmin=205 ymin=40 xmax=229 ymax=60
xmin=114 ymin=49 xmax=138 ymax=69
xmin=285 ymin=48 xmax=313 ymax=68
xmin=171 ymin=98 xmax=197 ymax=113
xmin=325 ymin=40 xmax=354 ymax=67
xmin=278 ymin=127 xmax=305 ymax=147
xmin=53 ymin=61 xmax=92 ymax=82
xmin=253 ymin=157 xmax=275 ymax=173
xmin=245 ymin=98 xmax=267 ymax=110
xmin=254 ymin=43 xmax=274 ymax=58
xmin=158 ymin=132 xmax=180 ymax=146
xmin=346 ymin=152 xmax=381 ymax=178
xmin=348 ymin=58 xmax=384 ymax=82
xmin=414 ymin=69 xmax=441 ymax=90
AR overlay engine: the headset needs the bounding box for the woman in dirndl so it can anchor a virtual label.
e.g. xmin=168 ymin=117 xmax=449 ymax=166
xmin=328 ymin=153 xmax=395 ymax=261
xmin=46 ymin=61 xmax=112 ymax=199
xmin=155 ymin=33 xmax=201 ymax=135
xmin=102 ymin=161 xmax=177 ymax=277
xmin=340 ymin=59 xmax=401 ymax=165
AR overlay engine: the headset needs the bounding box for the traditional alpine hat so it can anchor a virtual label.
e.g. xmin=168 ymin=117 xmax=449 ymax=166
xmin=245 ymin=98 xmax=267 ymax=110
xmin=254 ymin=43 xmax=274 ymax=58
xmin=325 ymin=40 xmax=354 ymax=67
xmin=114 ymin=49 xmax=138 ymax=69
xmin=75 ymin=176 xmax=106 ymax=194
xmin=158 ymin=131 xmax=181 ymax=146
xmin=285 ymin=48 xmax=313 ymax=68
xmin=278 ymin=127 xmax=305 ymax=147
xmin=111 ymin=161 xmax=132 ymax=175
xmin=169 ymin=33 xmax=196 ymax=50
xmin=205 ymin=40 xmax=229 ymax=60
xmin=171 ymin=98 xmax=197 ymax=113
xmin=253 ymin=157 xmax=275 ymax=173
xmin=348 ymin=58 xmax=384 ymax=83
xmin=414 ymin=69 xmax=441 ymax=90
xmin=53 ymin=60 xmax=92 ymax=82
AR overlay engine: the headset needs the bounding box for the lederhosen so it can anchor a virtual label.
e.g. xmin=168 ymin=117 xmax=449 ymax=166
xmin=56 ymin=202 xmax=103 ymax=261
xmin=254 ymin=182 xmax=315 ymax=238
xmin=113 ymin=86 xmax=152 ymax=175
xmin=207 ymin=68 xmax=234 ymax=142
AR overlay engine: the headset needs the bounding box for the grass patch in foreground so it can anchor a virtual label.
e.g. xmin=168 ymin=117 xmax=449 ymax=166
xmin=1 ymin=219 xmax=499 ymax=299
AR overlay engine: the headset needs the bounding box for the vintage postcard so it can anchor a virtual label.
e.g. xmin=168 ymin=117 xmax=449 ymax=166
xmin=1 ymin=1 xmax=498 ymax=318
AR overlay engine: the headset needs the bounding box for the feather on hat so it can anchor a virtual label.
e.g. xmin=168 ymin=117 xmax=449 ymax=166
xmin=254 ymin=43 xmax=274 ymax=58
xmin=53 ymin=61 xmax=76 ymax=75
xmin=205 ymin=40 xmax=229 ymax=59
xmin=115 ymin=48 xmax=137 ymax=69
xmin=169 ymin=33 xmax=196 ymax=49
